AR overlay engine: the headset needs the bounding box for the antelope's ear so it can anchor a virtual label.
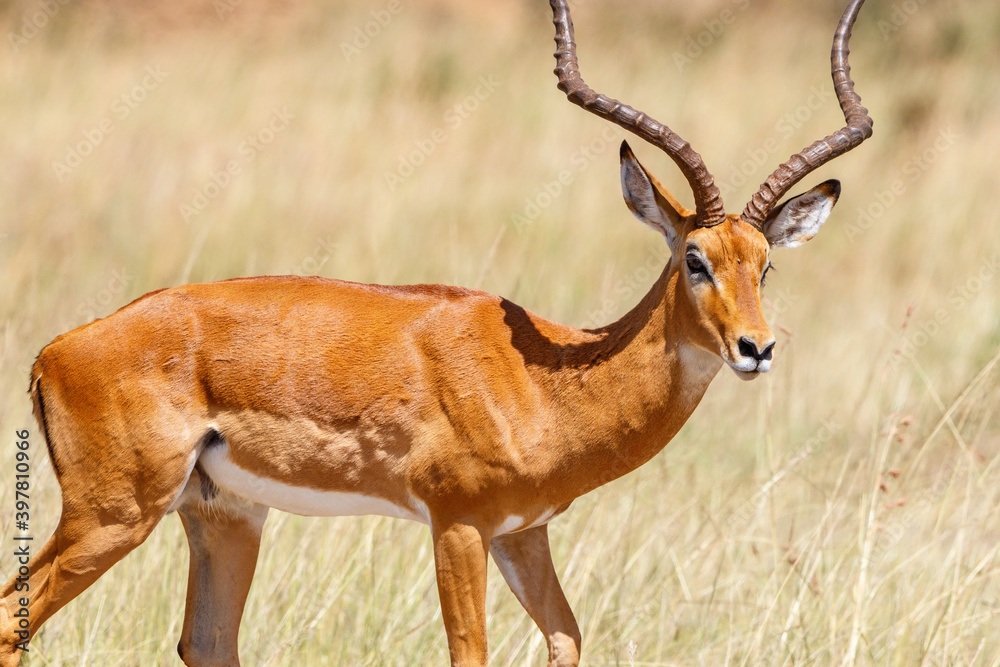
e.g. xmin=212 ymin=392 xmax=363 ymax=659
xmin=620 ymin=141 xmax=690 ymax=247
xmin=762 ymin=179 xmax=841 ymax=248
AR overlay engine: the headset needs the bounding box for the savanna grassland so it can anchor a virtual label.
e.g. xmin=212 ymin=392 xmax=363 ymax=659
xmin=1 ymin=0 xmax=999 ymax=664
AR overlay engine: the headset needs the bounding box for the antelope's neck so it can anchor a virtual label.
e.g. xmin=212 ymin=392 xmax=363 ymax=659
xmin=532 ymin=261 xmax=723 ymax=496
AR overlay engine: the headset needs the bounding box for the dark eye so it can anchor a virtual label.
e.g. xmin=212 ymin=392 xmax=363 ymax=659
xmin=761 ymin=262 xmax=774 ymax=287
xmin=686 ymin=254 xmax=708 ymax=276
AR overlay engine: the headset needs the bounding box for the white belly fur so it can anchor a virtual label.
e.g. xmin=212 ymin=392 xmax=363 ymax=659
xmin=198 ymin=440 xmax=424 ymax=523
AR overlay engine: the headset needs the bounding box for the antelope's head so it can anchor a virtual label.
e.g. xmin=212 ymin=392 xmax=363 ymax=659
xmin=550 ymin=0 xmax=873 ymax=380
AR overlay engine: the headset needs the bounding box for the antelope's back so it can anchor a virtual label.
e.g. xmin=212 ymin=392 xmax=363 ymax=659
xmin=34 ymin=276 xmax=553 ymax=443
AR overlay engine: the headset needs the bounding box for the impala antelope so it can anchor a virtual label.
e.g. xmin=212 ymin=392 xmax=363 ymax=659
xmin=0 ymin=1 xmax=872 ymax=665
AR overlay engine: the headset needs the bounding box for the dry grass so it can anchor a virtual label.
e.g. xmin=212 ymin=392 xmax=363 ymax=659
xmin=1 ymin=0 xmax=999 ymax=664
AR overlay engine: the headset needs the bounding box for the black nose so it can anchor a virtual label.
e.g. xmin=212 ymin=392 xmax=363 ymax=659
xmin=739 ymin=337 xmax=775 ymax=362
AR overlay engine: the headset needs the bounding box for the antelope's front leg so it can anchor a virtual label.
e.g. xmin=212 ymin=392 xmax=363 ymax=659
xmin=432 ymin=521 xmax=490 ymax=666
xmin=490 ymin=525 xmax=581 ymax=667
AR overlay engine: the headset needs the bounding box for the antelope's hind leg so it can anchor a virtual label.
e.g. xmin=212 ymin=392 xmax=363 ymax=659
xmin=0 ymin=510 xmax=170 ymax=666
xmin=0 ymin=363 xmax=212 ymax=666
xmin=175 ymin=472 xmax=268 ymax=667
xmin=0 ymin=443 xmax=195 ymax=667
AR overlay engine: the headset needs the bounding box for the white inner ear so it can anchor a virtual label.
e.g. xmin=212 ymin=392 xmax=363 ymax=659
xmin=620 ymin=159 xmax=676 ymax=245
xmin=763 ymin=190 xmax=835 ymax=249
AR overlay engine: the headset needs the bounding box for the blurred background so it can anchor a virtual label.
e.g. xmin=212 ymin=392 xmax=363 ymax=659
xmin=1 ymin=0 xmax=999 ymax=664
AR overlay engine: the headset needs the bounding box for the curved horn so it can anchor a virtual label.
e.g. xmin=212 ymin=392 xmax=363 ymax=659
xmin=550 ymin=0 xmax=726 ymax=227
xmin=742 ymin=0 xmax=874 ymax=229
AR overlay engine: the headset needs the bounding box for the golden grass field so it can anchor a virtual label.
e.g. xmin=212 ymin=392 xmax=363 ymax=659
xmin=1 ymin=0 xmax=999 ymax=664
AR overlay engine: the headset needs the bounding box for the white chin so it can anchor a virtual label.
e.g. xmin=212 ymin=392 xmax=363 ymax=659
xmin=726 ymin=357 xmax=771 ymax=380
